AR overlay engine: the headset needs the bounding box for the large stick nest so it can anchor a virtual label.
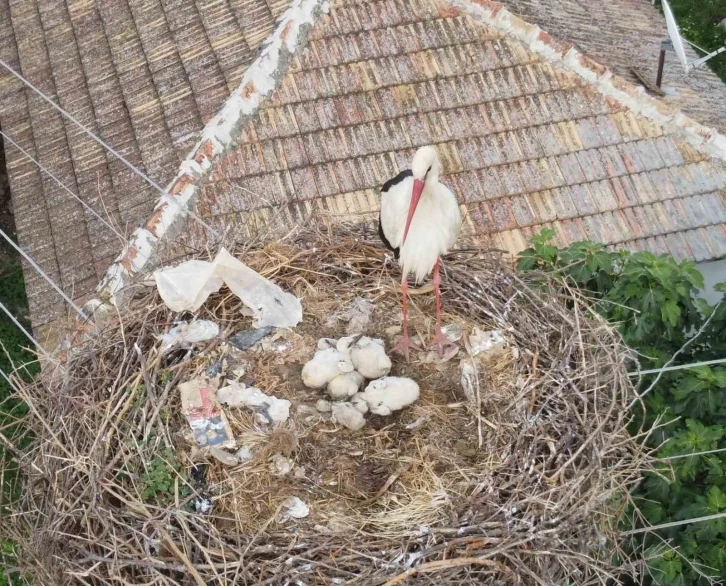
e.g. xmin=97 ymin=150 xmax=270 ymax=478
xmin=2 ymin=226 xmax=651 ymax=585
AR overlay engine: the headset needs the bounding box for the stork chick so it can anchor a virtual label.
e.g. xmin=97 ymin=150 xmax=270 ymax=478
xmin=379 ymin=146 xmax=462 ymax=360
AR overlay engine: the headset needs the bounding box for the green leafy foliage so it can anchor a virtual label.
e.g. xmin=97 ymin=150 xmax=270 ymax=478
xmin=518 ymin=231 xmax=726 ymax=585
xmin=139 ymin=449 xmax=187 ymax=504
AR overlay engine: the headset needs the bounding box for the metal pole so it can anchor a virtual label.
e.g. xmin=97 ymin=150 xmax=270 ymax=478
xmin=656 ymin=48 xmax=666 ymax=87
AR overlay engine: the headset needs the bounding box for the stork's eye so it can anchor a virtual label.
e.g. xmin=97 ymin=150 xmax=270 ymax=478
xmin=425 ymin=165 xmax=431 ymax=179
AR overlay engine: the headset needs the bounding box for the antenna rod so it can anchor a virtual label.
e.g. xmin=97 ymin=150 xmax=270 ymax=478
xmin=656 ymin=47 xmax=666 ymax=87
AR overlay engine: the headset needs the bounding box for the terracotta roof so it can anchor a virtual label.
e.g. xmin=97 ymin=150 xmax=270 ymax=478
xmin=501 ymin=0 xmax=726 ymax=133
xmin=3 ymin=0 xmax=726 ymax=337
xmin=98 ymin=0 xmax=726 ymax=305
xmin=0 ymin=0 xmax=291 ymax=334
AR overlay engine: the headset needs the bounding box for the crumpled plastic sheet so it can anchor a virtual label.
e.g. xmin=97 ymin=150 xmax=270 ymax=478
xmin=154 ymin=248 xmax=303 ymax=328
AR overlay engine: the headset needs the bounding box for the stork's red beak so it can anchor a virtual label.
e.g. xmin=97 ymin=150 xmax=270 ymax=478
xmin=403 ymin=179 xmax=425 ymax=243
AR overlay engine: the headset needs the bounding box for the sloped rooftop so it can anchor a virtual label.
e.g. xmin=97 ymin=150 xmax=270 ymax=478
xmin=0 ymin=0 xmax=291 ymax=334
xmin=502 ymin=0 xmax=726 ymax=133
xmin=2 ymin=0 xmax=726 ymax=339
xmin=140 ymin=0 xmax=726 ymax=278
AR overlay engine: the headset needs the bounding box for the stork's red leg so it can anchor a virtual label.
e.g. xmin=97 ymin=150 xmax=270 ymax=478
xmin=391 ymin=275 xmax=420 ymax=361
xmin=428 ymin=258 xmax=455 ymax=356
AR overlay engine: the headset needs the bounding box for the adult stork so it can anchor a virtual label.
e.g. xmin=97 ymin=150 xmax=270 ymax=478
xmin=379 ymin=146 xmax=462 ymax=360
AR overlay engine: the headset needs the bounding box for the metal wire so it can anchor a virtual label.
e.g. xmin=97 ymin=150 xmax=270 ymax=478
xmin=0 ymin=228 xmax=87 ymax=319
xmin=0 ymin=300 xmax=48 ymax=357
xmin=628 ymin=357 xmax=726 ymax=377
xmin=0 ymin=129 xmax=126 ymax=242
xmin=0 ymin=58 xmax=220 ymax=238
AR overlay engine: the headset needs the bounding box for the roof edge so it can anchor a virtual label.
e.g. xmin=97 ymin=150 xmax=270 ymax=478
xmin=91 ymin=0 xmax=330 ymax=311
xmin=450 ymin=0 xmax=726 ymax=160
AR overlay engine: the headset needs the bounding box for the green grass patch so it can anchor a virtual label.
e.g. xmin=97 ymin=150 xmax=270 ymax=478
xmin=0 ymin=244 xmax=36 ymax=586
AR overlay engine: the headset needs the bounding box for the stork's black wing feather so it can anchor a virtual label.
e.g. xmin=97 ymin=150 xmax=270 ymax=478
xmin=378 ymin=169 xmax=411 ymax=259
xmin=381 ymin=169 xmax=412 ymax=193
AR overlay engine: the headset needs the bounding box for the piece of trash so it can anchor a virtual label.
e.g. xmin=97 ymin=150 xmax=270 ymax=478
xmin=217 ymin=383 xmax=291 ymax=425
xmin=194 ymin=498 xmax=213 ymax=513
xmin=270 ymin=454 xmax=293 ymax=475
xmin=315 ymin=399 xmax=332 ymax=412
xmin=209 ymin=446 xmax=239 ymax=466
xmin=236 ymin=446 xmax=253 ymax=462
xmin=154 ymin=248 xmax=302 ymax=328
xmin=350 ymin=337 xmax=391 ymax=379
xmin=359 ymin=377 xmax=420 ymax=416
xmin=421 ymin=344 xmax=460 ymax=364
xmin=340 ymin=297 xmax=374 ymax=334
xmin=331 ymin=402 xmax=366 ymax=431
xmin=327 ymin=371 xmax=364 ymax=399
xmin=158 ymin=320 xmax=219 ymax=351
xmin=206 ymin=360 xmax=224 ymax=377
xmin=460 ymin=359 xmax=478 ymax=404
xmin=229 ymin=326 xmax=274 ymax=350
xmin=468 ymin=328 xmax=507 ymax=358
xmin=442 ymin=324 xmax=463 ymax=342
xmin=405 ymin=416 xmax=427 ymax=430
xmin=179 ymin=378 xmax=235 ymax=449
xmin=294 ymin=466 xmax=307 ymax=479
xmin=190 ymin=464 xmax=207 ymax=485
xmin=280 ymin=496 xmax=310 ymax=521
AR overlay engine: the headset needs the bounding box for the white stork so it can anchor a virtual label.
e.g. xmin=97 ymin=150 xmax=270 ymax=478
xmin=379 ymin=146 xmax=462 ymax=360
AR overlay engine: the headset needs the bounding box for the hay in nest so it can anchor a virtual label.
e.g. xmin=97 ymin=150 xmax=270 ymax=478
xmin=1 ymin=226 xmax=652 ymax=585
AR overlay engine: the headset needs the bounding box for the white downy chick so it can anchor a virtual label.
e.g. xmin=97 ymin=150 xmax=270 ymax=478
xmin=302 ymin=347 xmax=345 ymax=388
xmin=360 ymin=377 xmax=420 ymax=416
xmin=327 ymin=371 xmax=365 ymax=400
xmin=350 ymin=337 xmax=392 ymax=379
xmin=331 ymin=402 xmax=366 ymax=431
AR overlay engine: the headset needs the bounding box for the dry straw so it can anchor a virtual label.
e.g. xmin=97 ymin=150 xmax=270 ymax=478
xmin=1 ymin=225 xmax=652 ymax=585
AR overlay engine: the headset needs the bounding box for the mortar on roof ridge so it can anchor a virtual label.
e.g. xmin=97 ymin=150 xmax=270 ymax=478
xmin=448 ymin=0 xmax=726 ymax=163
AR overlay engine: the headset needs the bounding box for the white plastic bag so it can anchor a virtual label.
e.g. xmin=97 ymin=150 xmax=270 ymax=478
xmin=154 ymin=248 xmax=302 ymax=328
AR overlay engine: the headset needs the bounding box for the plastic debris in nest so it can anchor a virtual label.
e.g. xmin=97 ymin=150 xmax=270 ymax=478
xmin=228 ymin=327 xmax=274 ymax=350
xmin=468 ymin=327 xmax=507 ymax=358
xmin=157 ymin=320 xmax=219 ymax=352
xmin=154 ymin=248 xmax=302 ymax=328
xmin=340 ymin=297 xmax=375 ymax=334
xmin=179 ymin=378 xmax=235 ymax=450
xmin=279 ymin=496 xmax=310 ymax=522
xmin=217 ymin=382 xmax=291 ymax=425
xmin=270 ymin=454 xmax=293 ymax=475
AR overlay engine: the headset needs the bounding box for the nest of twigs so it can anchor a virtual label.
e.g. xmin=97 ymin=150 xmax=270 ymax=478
xmin=2 ymin=225 xmax=652 ymax=585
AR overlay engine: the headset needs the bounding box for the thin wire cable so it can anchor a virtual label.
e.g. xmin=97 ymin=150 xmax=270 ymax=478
xmin=628 ymin=358 xmax=726 ymax=377
xmin=0 ymin=300 xmax=48 ymax=357
xmin=0 ymin=228 xmax=87 ymax=319
xmin=628 ymin=298 xmax=724 ymax=410
xmin=0 ymin=58 xmax=220 ymax=238
xmin=623 ymin=510 xmax=726 ymax=536
xmin=0 ymin=129 xmax=125 ymax=242
xmin=660 ymin=446 xmax=726 ymax=461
